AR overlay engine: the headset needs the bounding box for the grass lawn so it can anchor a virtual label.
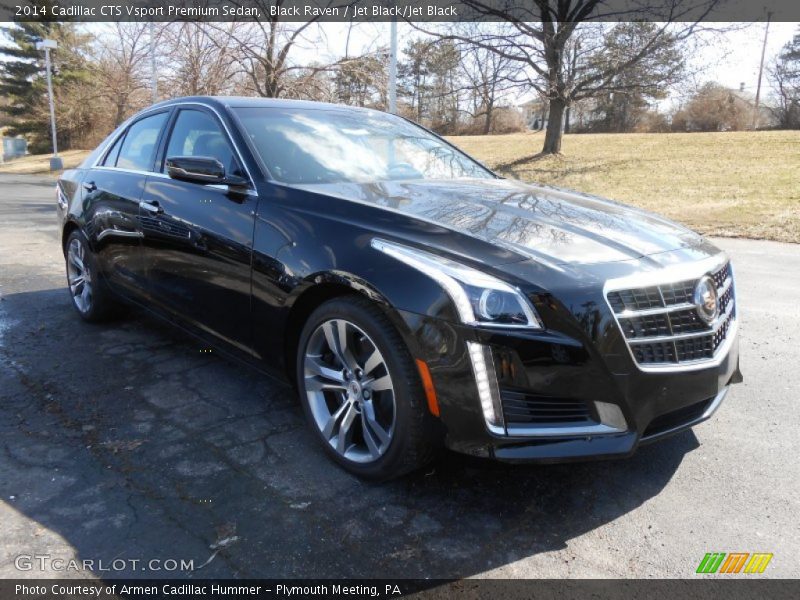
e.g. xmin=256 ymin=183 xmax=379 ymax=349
xmin=449 ymin=130 xmax=800 ymax=244
xmin=3 ymin=130 xmax=798 ymax=243
xmin=0 ymin=149 xmax=89 ymax=175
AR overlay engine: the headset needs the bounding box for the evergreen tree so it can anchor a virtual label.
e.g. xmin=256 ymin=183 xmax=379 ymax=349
xmin=588 ymin=22 xmax=684 ymax=133
xmin=1 ymin=22 xmax=92 ymax=152
xmin=400 ymin=40 xmax=461 ymax=134
xmin=770 ymin=27 xmax=800 ymax=129
xmin=1 ymin=23 xmax=53 ymax=143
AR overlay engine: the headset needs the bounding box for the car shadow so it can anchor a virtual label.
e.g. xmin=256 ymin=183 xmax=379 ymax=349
xmin=0 ymin=288 xmax=697 ymax=579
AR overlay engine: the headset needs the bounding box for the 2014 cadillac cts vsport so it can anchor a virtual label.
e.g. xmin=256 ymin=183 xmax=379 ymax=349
xmin=56 ymin=97 xmax=742 ymax=480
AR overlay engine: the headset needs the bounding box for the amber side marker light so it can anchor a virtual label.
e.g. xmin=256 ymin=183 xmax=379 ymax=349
xmin=415 ymin=359 xmax=440 ymax=417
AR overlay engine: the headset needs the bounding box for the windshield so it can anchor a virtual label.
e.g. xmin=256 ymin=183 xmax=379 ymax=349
xmin=233 ymin=106 xmax=494 ymax=185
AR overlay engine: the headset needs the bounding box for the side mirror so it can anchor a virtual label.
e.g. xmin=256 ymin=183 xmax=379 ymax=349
xmin=166 ymin=156 xmax=225 ymax=184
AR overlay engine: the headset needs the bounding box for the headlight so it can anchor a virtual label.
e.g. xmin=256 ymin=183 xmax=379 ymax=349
xmin=371 ymin=238 xmax=542 ymax=328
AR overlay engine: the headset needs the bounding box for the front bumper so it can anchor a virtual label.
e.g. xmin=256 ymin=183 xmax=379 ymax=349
xmin=492 ymin=385 xmax=730 ymax=463
xmin=393 ymin=302 xmax=741 ymax=463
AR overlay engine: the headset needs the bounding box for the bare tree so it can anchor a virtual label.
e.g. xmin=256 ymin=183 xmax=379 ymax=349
xmin=280 ymin=63 xmax=337 ymax=101
xmin=453 ymin=24 xmax=525 ymax=134
xmin=419 ymin=0 xmax=721 ymax=154
xmin=92 ymin=23 xmax=151 ymax=127
xmin=208 ymin=3 xmax=332 ymax=98
xmin=160 ymin=23 xmax=243 ymax=98
xmin=334 ymin=50 xmax=389 ymax=108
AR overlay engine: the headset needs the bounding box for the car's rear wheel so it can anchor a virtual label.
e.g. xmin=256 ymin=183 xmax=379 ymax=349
xmin=65 ymin=230 xmax=124 ymax=322
xmin=296 ymin=296 xmax=437 ymax=480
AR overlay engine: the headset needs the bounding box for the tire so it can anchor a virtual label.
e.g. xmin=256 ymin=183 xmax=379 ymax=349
xmin=296 ymin=296 xmax=438 ymax=480
xmin=64 ymin=229 xmax=125 ymax=322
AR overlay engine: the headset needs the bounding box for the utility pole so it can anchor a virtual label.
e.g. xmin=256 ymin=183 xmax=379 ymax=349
xmin=36 ymin=39 xmax=61 ymax=171
xmin=388 ymin=17 xmax=397 ymax=114
xmin=150 ymin=21 xmax=158 ymax=103
xmin=753 ymin=12 xmax=772 ymax=130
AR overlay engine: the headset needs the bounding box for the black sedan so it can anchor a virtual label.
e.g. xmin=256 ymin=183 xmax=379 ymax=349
xmin=56 ymin=97 xmax=742 ymax=480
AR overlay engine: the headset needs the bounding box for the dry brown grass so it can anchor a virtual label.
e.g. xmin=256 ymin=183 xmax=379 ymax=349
xmin=449 ymin=130 xmax=800 ymax=243
xmin=0 ymin=149 xmax=90 ymax=175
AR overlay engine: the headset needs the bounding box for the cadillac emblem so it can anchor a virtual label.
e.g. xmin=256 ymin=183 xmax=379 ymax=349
xmin=694 ymin=276 xmax=719 ymax=324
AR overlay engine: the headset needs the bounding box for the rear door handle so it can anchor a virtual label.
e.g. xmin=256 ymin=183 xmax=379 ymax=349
xmin=82 ymin=181 xmax=97 ymax=192
xmin=139 ymin=200 xmax=163 ymax=214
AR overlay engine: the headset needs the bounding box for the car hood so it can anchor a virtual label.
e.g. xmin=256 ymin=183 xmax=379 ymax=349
xmin=294 ymin=178 xmax=706 ymax=266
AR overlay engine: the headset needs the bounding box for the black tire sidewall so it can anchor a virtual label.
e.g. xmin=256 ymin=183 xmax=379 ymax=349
xmin=65 ymin=230 xmax=114 ymax=322
xmin=295 ymin=297 xmax=428 ymax=480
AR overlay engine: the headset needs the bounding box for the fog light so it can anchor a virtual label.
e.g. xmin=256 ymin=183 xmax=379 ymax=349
xmin=467 ymin=342 xmax=505 ymax=435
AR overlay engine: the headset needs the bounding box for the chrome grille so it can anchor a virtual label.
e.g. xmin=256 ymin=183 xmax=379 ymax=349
xmin=606 ymin=261 xmax=736 ymax=368
xmin=659 ymin=280 xmax=695 ymax=305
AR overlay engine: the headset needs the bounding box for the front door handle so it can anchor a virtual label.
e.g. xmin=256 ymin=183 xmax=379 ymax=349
xmin=139 ymin=200 xmax=163 ymax=214
xmin=82 ymin=181 xmax=97 ymax=192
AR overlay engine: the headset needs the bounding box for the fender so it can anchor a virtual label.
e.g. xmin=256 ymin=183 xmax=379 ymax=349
xmin=295 ymin=269 xmax=392 ymax=307
xmin=56 ymin=169 xmax=88 ymax=251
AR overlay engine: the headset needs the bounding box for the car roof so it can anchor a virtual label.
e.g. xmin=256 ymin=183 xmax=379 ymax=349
xmin=147 ymin=96 xmax=380 ymax=115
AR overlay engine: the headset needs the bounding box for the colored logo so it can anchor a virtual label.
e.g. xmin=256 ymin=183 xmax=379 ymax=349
xmin=696 ymin=552 xmax=773 ymax=574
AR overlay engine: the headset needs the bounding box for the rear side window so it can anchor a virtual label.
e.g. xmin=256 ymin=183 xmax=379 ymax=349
xmin=102 ymin=133 xmax=124 ymax=167
xmin=164 ymin=109 xmax=245 ymax=178
xmin=116 ymin=112 xmax=168 ymax=172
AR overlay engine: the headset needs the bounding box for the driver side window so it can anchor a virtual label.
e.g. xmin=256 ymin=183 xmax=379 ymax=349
xmin=164 ymin=109 xmax=245 ymax=180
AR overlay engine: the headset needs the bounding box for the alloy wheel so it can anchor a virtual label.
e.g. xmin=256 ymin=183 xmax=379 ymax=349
xmin=303 ymin=318 xmax=396 ymax=463
xmin=67 ymin=238 xmax=92 ymax=313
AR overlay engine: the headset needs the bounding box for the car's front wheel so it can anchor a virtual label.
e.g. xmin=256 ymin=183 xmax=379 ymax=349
xmin=64 ymin=229 xmax=124 ymax=322
xmin=296 ymin=296 xmax=437 ymax=480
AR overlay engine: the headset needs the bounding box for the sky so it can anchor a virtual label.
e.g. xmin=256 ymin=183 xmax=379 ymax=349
xmin=698 ymin=22 xmax=797 ymax=94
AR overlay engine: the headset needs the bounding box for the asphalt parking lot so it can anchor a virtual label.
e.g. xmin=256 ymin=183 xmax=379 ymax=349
xmin=0 ymin=173 xmax=798 ymax=579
